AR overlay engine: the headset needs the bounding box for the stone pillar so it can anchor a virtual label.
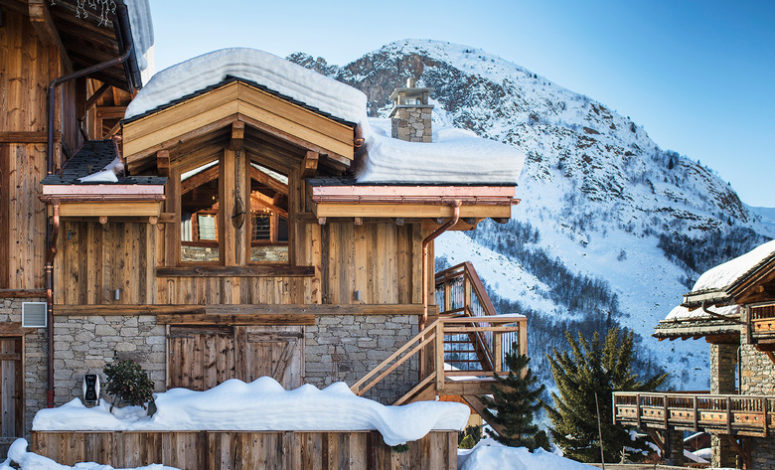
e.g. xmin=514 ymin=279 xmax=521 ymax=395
xmin=710 ymin=342 xmax=737 ymax=394
xmin=665 ymin=429 xmax=684 ymax=465
xmin=709 ymin=342 xmax=738 ymax=467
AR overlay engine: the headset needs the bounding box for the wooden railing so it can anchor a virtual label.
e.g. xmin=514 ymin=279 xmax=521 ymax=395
xmin=613 ymin=391 xmax=775 ymax=437
xmin=435 ymin=262 xmax=524 ymax=373
xmin=351 ymin=315 xmax=526 ymax=405
xmin=750 ymin=302 xmax=775 ymax=338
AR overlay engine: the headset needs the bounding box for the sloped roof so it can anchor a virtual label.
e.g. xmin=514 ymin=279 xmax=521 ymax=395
xmin=41 ymin=140 xmax=165 ymax=186
xmin=682 ymin=239 xmax=775 ymax=306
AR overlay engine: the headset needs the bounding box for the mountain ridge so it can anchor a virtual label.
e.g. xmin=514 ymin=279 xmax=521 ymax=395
xmin=289 ymin=39 xmax=774 ymax=388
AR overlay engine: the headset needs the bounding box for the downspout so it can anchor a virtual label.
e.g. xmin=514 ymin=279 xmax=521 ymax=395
xmin=421 ymin=200 xmax=461 ymax=330
xmin=44 ymin=2 xmax=134 ymax=408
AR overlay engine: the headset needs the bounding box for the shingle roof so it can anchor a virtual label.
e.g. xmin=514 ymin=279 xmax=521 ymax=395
xmin=41 ymin=140 xmax=166 ymax=186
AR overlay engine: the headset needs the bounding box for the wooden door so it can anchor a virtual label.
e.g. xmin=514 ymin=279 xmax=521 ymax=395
xmin=0 ymin=337 xmax=23 ymax=437
xmin=168 ymin=326 xmax=304 ymax=391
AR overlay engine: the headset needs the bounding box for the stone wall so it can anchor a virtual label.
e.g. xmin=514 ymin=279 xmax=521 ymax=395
xmin=304 ymin=314 xmax=418 ymax=404
xmin=51 ymin=315 xmax=167 ymax=406
xmin=740 ymin=312 xmax=775 ymax=395
xmin=0 ymin=307 xmax=421 ymax=439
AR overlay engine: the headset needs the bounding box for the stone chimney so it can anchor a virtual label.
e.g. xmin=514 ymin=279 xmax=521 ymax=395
xmin=389 ymin=78 xmax=433 ymax=143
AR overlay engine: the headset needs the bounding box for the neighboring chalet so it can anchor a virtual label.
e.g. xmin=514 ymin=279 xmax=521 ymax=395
xmin=615 ymin=240 xmax=775 ymax=469
xmin=0 ymin=1 xmax=526 ymax=459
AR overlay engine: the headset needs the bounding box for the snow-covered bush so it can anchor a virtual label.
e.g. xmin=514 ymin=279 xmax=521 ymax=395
xmin=104 ymin=359 xmax=155 ymax=414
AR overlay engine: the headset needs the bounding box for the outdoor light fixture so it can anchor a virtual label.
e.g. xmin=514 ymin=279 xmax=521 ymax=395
xmin=82 ymin=374 xmax=100 ymax=406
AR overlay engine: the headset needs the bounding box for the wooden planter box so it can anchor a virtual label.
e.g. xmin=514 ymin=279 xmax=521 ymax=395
xmin=30 ymin=430 xmax=458 ymax=470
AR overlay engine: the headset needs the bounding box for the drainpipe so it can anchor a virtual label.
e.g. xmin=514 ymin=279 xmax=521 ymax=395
xmin=44 ymin=2 xmax=134 ymax=408
xmin=421 ymin=200 xmax=461 ymax=330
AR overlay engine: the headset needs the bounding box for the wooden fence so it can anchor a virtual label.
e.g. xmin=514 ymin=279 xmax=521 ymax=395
xmin=29 ymin=430 xmax=457 ymax=470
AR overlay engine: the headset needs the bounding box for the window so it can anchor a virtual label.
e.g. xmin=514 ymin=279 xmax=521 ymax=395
xmin=180 ymin=160 xmax=220 ymax=262
xmin=249 ymin=163 xmax=289 ymax=263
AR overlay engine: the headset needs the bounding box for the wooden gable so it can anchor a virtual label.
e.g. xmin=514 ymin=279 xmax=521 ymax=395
xmin=122 ymin=81 xmax=355 ymax=173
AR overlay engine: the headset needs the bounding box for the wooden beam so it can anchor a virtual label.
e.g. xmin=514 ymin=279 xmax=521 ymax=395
xmin=54 ymin=305 xmax=207 ymax=316
xmin=156 ymin=150 xmax=170 ymax=177
xmin=230 ymin=120 xmax=245 ymax=151
xmin=301 ymin=151 xmax=319 ymax=178
xmin=156 ymin=265 xmax=314 ymax=277
xmin=0 ymin=289 xmax=47 ymax=298
xmin=249 ymin=165 xmax=289 ymax=196
xmin=0 ymin=131 xmax=61 ymax=144
xmin=58 ymin=201 xmax=161 ymax=217
xmin=156 ymin=313 xmax=314 ymax=326
xmin=28 ymin=0 xmax=71 ymax=71
xmin=181 ymin=164 xmax=219 ymax=194
xmin=314 ymin=202 xmax=512 ymax=220
xmin=0 ymin=322 xmax=36 ymax=336
xmin=53 ymin=303 xmax=425 ymax=316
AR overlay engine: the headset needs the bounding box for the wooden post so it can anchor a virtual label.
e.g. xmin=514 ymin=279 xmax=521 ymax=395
xmin=435 ymin=322 xmax=444 ymax=394
xmin=726 ymin=396 xmax=733 ymax=435
xmin=663 ymin=394 xmax=669 ymax=430
xmin=636 ymin=393 xmax=642 ymax=429
xmin=764 ymin=398 xmax=770 ymax=436
xmin=220 ymin=148 xmax=236 ymax=265
xmin=693 ymin=396 xmax=699 ymax=431
xmin=493 ymin=330 xmax=502 ymax=372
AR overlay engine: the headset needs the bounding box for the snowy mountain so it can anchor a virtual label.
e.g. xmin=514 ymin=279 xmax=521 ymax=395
xmin=289 ymin=39 xmax=775 ymax=389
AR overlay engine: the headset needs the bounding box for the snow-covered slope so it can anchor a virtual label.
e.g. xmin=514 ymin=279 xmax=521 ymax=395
xmin=290 ymin=39 xmax=775 ymax=389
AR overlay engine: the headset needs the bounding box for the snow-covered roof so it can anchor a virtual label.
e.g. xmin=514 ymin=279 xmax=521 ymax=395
xmin=358 ymin=119 xmax=525 ymax=184
xmin=125 ymin=0 xmax=155 ymax=86
xmin=691 ymin=239 xmax=775 ymax=295
xmin=33 ymin=377 xmax=468 ymax=446
xmin=125 ymin=48 xmax=524 ymax=185
xmin=124 ymin=48 xmax=367 ymax=124
xmin=662 ymin=304 xmax=740 ymax=323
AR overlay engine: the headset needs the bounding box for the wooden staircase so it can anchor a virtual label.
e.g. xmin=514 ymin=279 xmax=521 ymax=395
xmin=351 ymin=262 xmax=527 ymax=432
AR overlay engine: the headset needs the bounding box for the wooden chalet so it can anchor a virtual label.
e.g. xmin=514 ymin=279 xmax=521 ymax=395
xmin=0 ymin=2 xmax=528 ymax=466
xmin=614 ymin=241 xmax=775 ymax=469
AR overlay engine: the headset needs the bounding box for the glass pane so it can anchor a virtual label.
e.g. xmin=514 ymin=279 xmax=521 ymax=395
xmin=249 ymin=164 xmax=289 ymax=263
xmin=181 ymin=161 xmax=220 ymax=262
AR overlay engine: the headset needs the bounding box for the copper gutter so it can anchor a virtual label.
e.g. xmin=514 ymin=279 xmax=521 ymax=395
xmin=421 ymin=200 xmax=461 ymax=330
xmin=44 ymin=202 xmax=59 ymax=408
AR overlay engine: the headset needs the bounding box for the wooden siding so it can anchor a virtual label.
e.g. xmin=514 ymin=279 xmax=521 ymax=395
xmin=323 ymin=222 xmax=423 ymax=305
xmin=0 ymin=9 xmax=76 ymax=289
xmin=30 ymin=430 xmax=457 ymax=470
xmin=54 ymin=221 xmax=157 ymax=304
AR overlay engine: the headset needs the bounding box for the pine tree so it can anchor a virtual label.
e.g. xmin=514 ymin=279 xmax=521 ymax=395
xmin=545 ymin=327 xmax=666 ymax=463
xmin=481 ymin=345 xmax=550 ymax=450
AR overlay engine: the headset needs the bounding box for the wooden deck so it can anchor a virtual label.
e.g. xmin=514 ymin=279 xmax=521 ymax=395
xmin=613 ymin=391 xmax=775 ymax=437
xmin=30 ymin=430 xmax=458 ymax=470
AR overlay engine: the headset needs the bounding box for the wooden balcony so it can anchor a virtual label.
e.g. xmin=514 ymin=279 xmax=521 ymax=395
xmin=750 ymin=302 xmax=775 ymax=349
xmin=613 ymin=391 xmax=775 ymax=437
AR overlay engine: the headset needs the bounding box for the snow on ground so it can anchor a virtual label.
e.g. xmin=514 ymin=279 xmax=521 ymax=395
xmin=1 ymin=438 xmax=177 ymax=470
xmin=693 ymin=239 xmax=775 ymax=293
xmin=458 ymin=439 xmax=594 ymax=470
xmin=33 ymin=377 xmax=468 ymax=446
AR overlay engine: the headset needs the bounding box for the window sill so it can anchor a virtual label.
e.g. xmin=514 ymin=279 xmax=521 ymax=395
xmin=156 ymin=265 xmax=315 ymax=277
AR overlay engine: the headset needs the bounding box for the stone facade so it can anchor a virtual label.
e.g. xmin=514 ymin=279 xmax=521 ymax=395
xmin=390 ymin=106 xmax=433 ymax=143
xmin=709 ymin=342 xmax=737 ymax=394
xmin=304 ymin=314 xmax=419 ymax=404
xmin=0 ymin=305 xmax=420 ymax=438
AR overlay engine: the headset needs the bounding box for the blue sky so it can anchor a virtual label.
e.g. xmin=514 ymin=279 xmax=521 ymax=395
xmin=150 ymin=1 xmax=775 ymax=207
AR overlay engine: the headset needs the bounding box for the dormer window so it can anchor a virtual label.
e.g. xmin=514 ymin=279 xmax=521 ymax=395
xmin=249 ymin=163 xmax=289 ymax=263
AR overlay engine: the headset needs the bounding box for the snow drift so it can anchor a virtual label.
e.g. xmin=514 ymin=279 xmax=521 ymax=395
xmin=458 ymin=439 xmax=595 ymax=470
xmin=1 ymin=438 xmax=177 ymax=470
xmin=33 ymin=377 xmax=469 ymax=446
